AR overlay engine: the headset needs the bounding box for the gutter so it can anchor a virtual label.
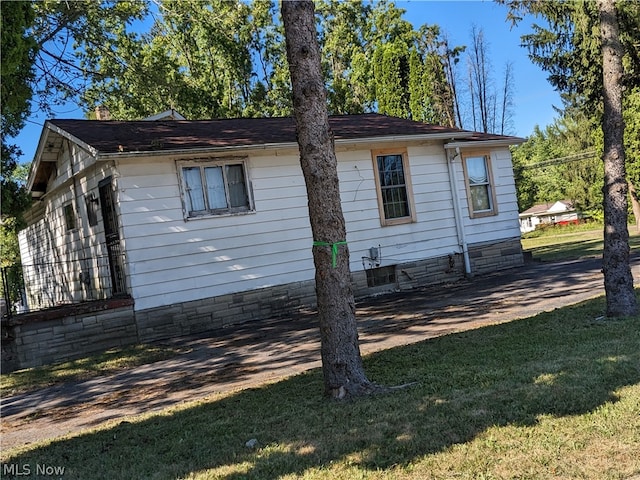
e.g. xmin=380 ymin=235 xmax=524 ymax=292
xmin=444 ymin=138 xmax=525 ymax=149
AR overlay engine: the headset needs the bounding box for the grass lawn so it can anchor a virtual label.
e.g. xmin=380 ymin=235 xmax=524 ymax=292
xmin=521 ymin=224 xmax=640 ymax=262
xmin=2 ymin=294 xmax=639 ymax=479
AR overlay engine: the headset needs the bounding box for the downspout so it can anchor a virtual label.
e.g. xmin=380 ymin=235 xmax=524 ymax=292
xmin=447 ymin=146 xmax=472 ymax=277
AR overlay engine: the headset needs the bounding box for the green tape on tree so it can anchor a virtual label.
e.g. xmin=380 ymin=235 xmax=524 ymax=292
xmin=313 ymin=241 xmax=347 ymax=268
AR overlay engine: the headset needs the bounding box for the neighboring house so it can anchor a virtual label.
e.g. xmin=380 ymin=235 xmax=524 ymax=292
xmin=19 ymin=113 xmax=525 ymax=342
xmin=518 ymin=200 xmax=582 ymax=234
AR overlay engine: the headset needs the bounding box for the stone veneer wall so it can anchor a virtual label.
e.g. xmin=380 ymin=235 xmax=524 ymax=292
xmin=135 ymin=281 xmax=318 ymax=343
xmin=468 ymin=237 xmax=524 ymax=275
xmin=2 ymin=240 xmax=522 ymax=372
xmin=1 ymin=298 xmax=136 ymax=373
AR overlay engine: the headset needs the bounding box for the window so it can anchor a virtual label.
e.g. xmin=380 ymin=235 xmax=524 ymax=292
xmin=462 ymin=153 xmax=497 ymax=217
xmin=372 ymin=149 xmax=416 ymax=225
xmin=63 ymin=203 xmax=76 ymax=231
xmin=178 ymin=159 xmax=252 ymax=218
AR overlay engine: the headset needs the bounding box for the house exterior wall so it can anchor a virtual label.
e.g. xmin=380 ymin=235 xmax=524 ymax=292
xmin=18 ymin=140 xmax=119 ymax=310
xmin=12 ymin=136 xmax=523 ymax=367
xmin=19 ymin=139 xmax=522 ymax=317
xmin=116 ymin=141 xmax=510 ymax=313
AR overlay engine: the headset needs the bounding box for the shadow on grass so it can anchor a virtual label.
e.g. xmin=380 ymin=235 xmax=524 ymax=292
xmin=4 ymin=297 xmax=639 ymax=479
xmin=2 ymin=256 xmax=615 ymax=434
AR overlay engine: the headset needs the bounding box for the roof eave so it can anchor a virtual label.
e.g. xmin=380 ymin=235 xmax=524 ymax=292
xmin=26 ymin=121 xmax=99 ymax=193
xmin=95 ymin=132 xmax=478 ymax=160
xmin=47 ymin=121 xmax=99 ymax=156
xmin=444 ymin=138 xmax=525 ymax=149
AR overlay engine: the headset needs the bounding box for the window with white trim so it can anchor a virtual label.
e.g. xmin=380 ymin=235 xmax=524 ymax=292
xmin=178 ymin=159 xmax=253 ymax=218
xmin=372 ymin=149 xmax=416 ymax=226
xmin=462 ymin=153 xmax=497 ymax=217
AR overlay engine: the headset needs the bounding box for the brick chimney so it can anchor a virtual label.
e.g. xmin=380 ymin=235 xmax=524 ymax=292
xmin=95 ymin=105 xmax=111 ymax=120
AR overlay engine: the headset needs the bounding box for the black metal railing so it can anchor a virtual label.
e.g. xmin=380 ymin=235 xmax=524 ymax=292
xmin=1 ymin=254 xmax=127 ymax=318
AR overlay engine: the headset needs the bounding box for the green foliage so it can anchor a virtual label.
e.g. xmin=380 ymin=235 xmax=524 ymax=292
xmin=502 ymin=1 xmax=639 ymax=115
xmin=511 ymin=117 xmax=602 ymax=213
xmin=1 ymin=1 xmax=36 ymax=138
xmin=39 ymin=0 xmax=466 ymax=125
xmin=624 ymin=88 xmax=640 ymax=185
xmin=0 ymin=1 xmax=34 ymax=274
xmin=1 ymin=1 xmax=36 ymax=237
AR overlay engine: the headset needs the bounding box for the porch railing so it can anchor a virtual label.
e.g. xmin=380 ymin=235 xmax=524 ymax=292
xmin=1 ymin=254 xmax=127 ymax=318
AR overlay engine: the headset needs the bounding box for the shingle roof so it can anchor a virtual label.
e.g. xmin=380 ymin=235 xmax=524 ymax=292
xmin=520 ymin=200 xmax=574 ymax=216
xmin=46 ymin=113 xmax=521 ymax=155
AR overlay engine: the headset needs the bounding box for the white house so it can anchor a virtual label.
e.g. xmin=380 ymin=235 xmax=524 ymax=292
xmin=19 ymin=113 xmax=525 ymax=342
xmin=518 ymin=200 xmax=581 ymax=234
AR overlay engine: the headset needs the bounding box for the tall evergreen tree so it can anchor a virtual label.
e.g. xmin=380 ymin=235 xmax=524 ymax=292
xmin=598 ymin=0 xmax=637 ymax=317
xmin=503 ymin=0 xmax=638 ymax=317
xmin=281 ymin=0 xmax=376 ymax=398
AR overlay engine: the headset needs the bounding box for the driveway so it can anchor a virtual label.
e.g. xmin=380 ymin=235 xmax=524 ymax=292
xmin=1 ymin=256 xmax=638 ymax=451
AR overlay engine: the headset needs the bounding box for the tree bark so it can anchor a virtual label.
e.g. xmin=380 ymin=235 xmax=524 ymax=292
xmin=281 ymin=0 xmax=376 ymax=398
xmin=599 ymin=0 xmax=638 ymax=317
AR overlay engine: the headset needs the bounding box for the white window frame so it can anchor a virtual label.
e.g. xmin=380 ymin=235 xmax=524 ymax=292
xmin=371 ymin=149 xmax=417 ymax=226
xmin=177 ymin=158 xmax=254 ymax=219
xmin=461 ymin=151 xmax=498 ymax=218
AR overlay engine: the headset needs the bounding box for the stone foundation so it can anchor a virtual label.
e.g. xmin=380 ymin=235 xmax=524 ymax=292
xmin=468 ymin=237 xmax=524 ymax=275
xmin=135 ymin=281 xmax=317 ymax=343
xmin=1 ymin=298 xmax=136 ymax=372
xmin=2 ymin=239 xmax=523 ymax=371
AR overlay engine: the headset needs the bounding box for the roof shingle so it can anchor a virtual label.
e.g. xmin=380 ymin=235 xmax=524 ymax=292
xmin=47 ymin=113 xmax=521 ymax=154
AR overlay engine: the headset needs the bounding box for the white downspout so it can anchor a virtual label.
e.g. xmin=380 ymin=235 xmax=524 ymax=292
xmin=447 ymin=146 xmax=472 ymax=277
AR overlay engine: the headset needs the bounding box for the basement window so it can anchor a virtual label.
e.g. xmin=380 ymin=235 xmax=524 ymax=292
xmin=366 ymin=265 xmax=397 ymax=287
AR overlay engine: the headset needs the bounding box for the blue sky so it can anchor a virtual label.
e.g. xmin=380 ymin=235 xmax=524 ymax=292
xmin=400 ymin=0 xmax=562 ymax=135
xmin=12 ymin=0 xmax=562 ymax=166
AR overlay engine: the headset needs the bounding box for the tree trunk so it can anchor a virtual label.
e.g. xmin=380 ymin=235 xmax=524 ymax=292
xmin=598 ymin=0 xmax=638 ymax=317
xmin=281 ymin=0 xmax=376 ymax=398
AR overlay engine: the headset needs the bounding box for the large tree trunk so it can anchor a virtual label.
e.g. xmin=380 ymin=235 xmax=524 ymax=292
xmin=281 ymin=0 xmax=376 ymax=398
xmin=598 ymin=0 xmax=638 ymax=317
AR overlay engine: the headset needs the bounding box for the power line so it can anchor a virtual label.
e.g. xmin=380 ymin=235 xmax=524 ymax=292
xmin=517 ymin=151 xmax=598 ymax=170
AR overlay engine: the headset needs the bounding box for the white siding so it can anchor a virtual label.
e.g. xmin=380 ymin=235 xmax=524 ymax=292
xmin=18 ymin=144 xmax=118 ymax=309
xmin=115 ymin=143 xmax=521 ymax=311
xmin=457 ymin=147 xmax=522 ymax=245
xmin=117 ymin=154 xmax=315 ymax=310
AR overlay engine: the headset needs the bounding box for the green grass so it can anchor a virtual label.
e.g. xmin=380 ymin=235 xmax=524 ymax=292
xmin=0 ymin=344 xmax=180 ymax=396
xmin=522 ymin=224 xmax=640 ymax=262
xmin=2 ymin=295 xmax=639 ymax=480
xmin=3 ymin=225 xmax=635 ymax=396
